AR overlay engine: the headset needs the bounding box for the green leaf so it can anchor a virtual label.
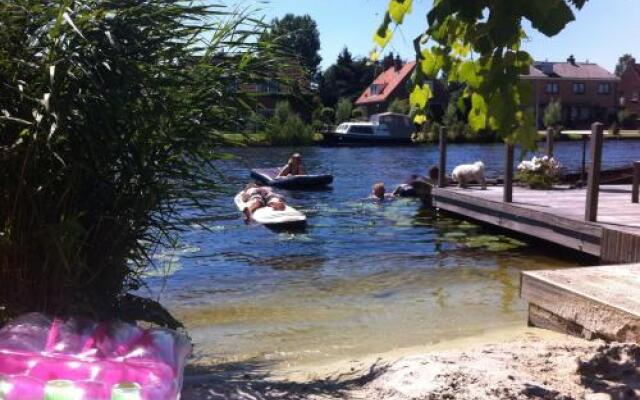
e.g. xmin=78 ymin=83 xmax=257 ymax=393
xmin=409 ymin=83 xmax=432 ymax=109
xmin=420 ymin=49 xmax=443 ymax=77
xmin=388 ymin=0 xmax=413 ymax=24
xmin=456 ymin=61 xmax=482 ymax=88
xmin=522 ymin=0 xmax=576 ymax=37
xmin=468 ymin=92 xmax=488 ymax=131
xmin=373 ymin=28 xmax=393 ymax=47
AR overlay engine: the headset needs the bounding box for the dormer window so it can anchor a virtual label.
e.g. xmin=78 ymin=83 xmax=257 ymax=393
xmin=370 ymin=83 xmax=386 ymax=95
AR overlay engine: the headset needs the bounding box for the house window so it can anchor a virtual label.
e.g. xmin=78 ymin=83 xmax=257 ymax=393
xmin=597 ymin=83 xmax=611 ymax=94
xmin=257 ymin=80 xmax=279 ymax=93
xmin=572 ymin=82 xmax=586 ymax=94
xmin=370 ymin=83 xmax=385 ymax=95
xmin=570 ymin=106 xmax=578 ymax=120
xmin=546 ymin=82 xmax=559 ymax=94
xmin=579 ymin=107 xmax=591 ymax=120
xmin=349 ymin=125 xmax=374 ymax=135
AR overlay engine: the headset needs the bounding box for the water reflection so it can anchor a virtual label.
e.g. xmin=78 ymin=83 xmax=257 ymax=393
xmin=139 ymin=142 xmax=630 ymax=367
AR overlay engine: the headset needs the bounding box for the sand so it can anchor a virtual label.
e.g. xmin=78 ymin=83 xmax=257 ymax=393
xmin=181 ymin=327 xmax=640 ymax=399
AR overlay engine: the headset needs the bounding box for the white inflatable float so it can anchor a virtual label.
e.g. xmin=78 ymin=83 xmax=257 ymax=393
xmin=234 ymin=192 xmax=306 ymax=226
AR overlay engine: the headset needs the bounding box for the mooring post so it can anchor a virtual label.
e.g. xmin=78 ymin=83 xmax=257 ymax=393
xmin=585 ymin=122 xmax=604 ymax=222
xmin=632 ymin=161 xmax=640 ymax=203
xmin=438 ymin=126 xmax=447 ymax=188
xmin=546 ymin=127 xmax=554 ymax=157
xmin=504 ymin=142 xmax=514 ymax=203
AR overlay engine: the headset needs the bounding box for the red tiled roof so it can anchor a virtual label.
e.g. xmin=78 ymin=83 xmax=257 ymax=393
xmin=524 ymin=61 xmax=618 ymax=80
xmin=524 ymin=65 xmax=546 ymax=78
xmin=356 ymin=61 xmax=416 ymax=105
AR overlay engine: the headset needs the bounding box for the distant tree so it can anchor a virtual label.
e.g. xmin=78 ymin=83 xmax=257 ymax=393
xmin=337 ymin=47 xmax=353 ymax=66
xmin=615 ymin=53 xmax=635 ymax=77
xmin=320 ymin=107 xmax=335 ymax=124
xmin=264 ymin=14 xmax=322 ymax=78
xmin=543 ymin=99 xmax=562 ymax=130
xmin=335 ymin=98 xmax=353 ymax=123
xmin=319 ymin=47 xmax=378 ymax=107
xmin=382 ymin=52 xmax=396 ymax=70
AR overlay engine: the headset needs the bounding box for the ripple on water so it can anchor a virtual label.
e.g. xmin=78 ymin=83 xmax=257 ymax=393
xmin=138 ymin=144 xmax=623 ymax=367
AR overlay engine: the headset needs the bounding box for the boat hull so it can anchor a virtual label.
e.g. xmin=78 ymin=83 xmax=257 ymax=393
xmin=321 ymin=133 xmax=413 ymax=146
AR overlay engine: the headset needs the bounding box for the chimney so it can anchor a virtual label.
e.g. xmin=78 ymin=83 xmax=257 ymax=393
xmin=567 ymin=55 xmax=576 ymax=66
xmin=394 ymin=55 xmax=402 ymax=72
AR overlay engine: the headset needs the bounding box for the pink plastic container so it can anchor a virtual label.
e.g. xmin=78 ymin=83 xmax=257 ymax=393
xmin=0 ymin=313 xmax=191 ymax=400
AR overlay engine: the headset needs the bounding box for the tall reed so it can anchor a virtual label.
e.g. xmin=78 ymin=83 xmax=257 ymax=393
xmin=0 ymin=0 xmax=275 ymax=326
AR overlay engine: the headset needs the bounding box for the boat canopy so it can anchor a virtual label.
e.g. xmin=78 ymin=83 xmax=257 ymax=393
xmin=369 ymin=113 xmax=413 ymax=138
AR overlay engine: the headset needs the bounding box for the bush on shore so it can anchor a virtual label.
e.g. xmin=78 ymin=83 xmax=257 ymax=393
xmin=0 ymin=1 xmax=270 ymax=326
xmin=265 ymin=102 xmax=315 ymax=145
xmin=335 ymin=98 xmax=353 ymax=124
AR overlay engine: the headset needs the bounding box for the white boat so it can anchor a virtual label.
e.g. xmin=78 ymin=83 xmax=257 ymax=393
xmin=234 ymin=192 xmax=306 ymax=226
xmin=323 ymin=112 xmax=414 ymax=145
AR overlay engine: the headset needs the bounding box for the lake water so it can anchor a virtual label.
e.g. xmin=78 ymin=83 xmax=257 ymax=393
xmin=142 ymin=140 xmax=640 ymax=367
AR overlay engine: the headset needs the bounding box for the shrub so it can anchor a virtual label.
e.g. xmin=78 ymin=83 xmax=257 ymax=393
xmin=618 ymin=109 xmax=638 ymax=129
xmin=516 ymin=156 xmax=562 ymax=189
xmin=351 ymin=106 xmax=367 ymax=120
xmin=335 ymin=98 xmax=353 ymax=124
xmin=0 ymin=1 xmax=269 ymax=326
xmin=265 ymin=101 xmax=314 ymax=145
xmin=320 ymin=107 xmax=335 ymax=124
xmin=413 ymin=121 xmax=440 ymax=143
xmin=543 ymin=99 xmax=562 ymax=130
xmin=388 ymin=98 xmax=410 ymax=114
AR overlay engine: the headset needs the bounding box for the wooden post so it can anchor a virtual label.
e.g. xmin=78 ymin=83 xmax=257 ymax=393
xmin=504 ymin=142 xmax=514 ymax=203
xmin=632 ymin=161 xmax=640 ymax=203
xmin=438 ymin=126 xmax=447 ymax=188
xmin=546 ymin=127 xmax=554 ymax=157
xmin=585 ymin=122 xmax=604 ymax=222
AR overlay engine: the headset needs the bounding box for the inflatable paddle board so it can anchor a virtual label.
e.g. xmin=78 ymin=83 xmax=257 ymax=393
xmin=250 ymin=168 xmax=333 ymax=189
xmin=234 ymin=192 xmax=306 ymax=225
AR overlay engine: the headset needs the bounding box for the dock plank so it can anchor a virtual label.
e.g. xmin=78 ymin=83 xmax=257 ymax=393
xmin=433 ymin=184 xmax=640 ymax=262
xmin=521 ymin=265 xmax=640 ymax=341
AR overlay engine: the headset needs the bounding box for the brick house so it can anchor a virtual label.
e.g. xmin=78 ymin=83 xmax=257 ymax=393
xmin=619 ymin=58 xmax=640 ymax=116
xmin=241 ymin=57 xmax=313 ymax=118
xmin=522 ymin=56 xmax=619 ymax=129
xmin=355 ymin=61 xmax=447 ymax=117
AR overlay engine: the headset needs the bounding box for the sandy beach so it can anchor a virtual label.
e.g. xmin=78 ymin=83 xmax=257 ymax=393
xmin=182 ymin=326 xmax=640 ymax=399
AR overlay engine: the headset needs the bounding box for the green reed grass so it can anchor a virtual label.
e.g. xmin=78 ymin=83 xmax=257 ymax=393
xmin=0 ymin=0 xmax=279 ymax=326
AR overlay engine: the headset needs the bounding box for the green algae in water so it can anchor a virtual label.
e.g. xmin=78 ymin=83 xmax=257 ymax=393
xmin=443 ymin=232 xmax=467 ymax=239
xmin=464 ymin=235 xmax=527 ymax=252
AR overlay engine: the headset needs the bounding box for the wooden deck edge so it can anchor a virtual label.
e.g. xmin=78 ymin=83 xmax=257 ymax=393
xmin=433 ymin=189 xmax=601 ymax=256
xmin=521 ymin=271 xmax=640 ymax=342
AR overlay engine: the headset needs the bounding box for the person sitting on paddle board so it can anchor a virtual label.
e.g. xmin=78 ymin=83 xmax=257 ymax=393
xmin=240 ymin=184 xmax=286 ymax=221
xmin=277 ymin=153 xmax=305 ymax=177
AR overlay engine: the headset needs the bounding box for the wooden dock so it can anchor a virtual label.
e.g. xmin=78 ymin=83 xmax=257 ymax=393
xmin=521 ymin=264 xmax=640 ymax=342
xmin=432 ymin=184 xmax=640 ymax=263
xmin=432 ymin=184 xmax=640 ymax=341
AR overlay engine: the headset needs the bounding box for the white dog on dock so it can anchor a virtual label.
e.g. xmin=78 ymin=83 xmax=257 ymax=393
xmin=451 ymin=161 xmax=487 ymax=189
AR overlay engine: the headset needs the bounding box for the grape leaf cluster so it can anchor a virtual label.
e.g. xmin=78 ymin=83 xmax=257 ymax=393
xmin=373 ymin=0 xmax=588 ymax=147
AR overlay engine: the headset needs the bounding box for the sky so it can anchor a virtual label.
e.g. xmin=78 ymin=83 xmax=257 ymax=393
xmin=255 ymin=0 xmax=640 ymax=73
